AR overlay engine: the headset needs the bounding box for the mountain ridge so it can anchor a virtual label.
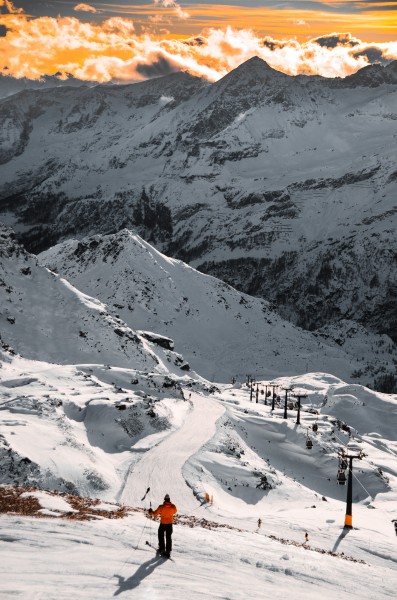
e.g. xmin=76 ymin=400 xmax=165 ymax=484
xmin=39 ymin=228 xmax=397 ymax=387
xmin=0 ymin=224 xmax=194 ymax=375
xmin=2 ymin=57 xmax=397 ymax=101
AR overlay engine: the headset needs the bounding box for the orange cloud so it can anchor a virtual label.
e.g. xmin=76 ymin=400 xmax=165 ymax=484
xmin=0 ymin=0 xmax=23 ymax=13
xmin=1 ymin=12 xmax=397 ymax=83
xmin=154 ymin=0 xmax=190 ymax=20
xmin=74 ymin=4 xmax=97 ymax=13
xmin=92 ymin=4 xmax=397 ymax=42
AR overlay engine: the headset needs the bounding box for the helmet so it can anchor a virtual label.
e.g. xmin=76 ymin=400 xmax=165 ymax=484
xmin=164 ymin=494 xmax=170 ymax=502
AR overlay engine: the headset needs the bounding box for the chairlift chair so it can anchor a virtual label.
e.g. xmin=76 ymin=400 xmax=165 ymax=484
xmin=339 ymin=458 xmax=348 ymax=470
xmin=337 ymin=470 xmax=347 ymax=485
xmin=306 ymin=438 xmax=313 ymax=450
xmin=312 ymin=422 xmax=318 ymax=432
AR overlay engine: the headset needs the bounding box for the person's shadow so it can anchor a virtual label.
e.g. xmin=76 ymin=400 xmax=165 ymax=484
xmin=113 ymin=555 xmax=166 ymax=596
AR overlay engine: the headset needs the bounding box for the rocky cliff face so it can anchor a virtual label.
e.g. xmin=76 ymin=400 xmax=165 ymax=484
xmin=0 ymin=58 xmax=396 ymax=342
xmin=199 ymin=231 xmax=397 ymax=340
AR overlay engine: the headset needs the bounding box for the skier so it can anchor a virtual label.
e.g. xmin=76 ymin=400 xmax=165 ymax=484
xmin=149 ymin=493 xmax=177 ymax=558
xmin=304 ymin=532 xmax=309 ymax=543
xmin=257 ymin=518 xmax=262 ymax=529
xmin=392 ymin=519 xmax=397 ymax=536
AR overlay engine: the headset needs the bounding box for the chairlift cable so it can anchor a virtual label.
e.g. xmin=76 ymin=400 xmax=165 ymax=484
xmin=356 ymin=457 xmax=397 ymax=525
xmin=349 ymin=467 xmax=374 ymax=501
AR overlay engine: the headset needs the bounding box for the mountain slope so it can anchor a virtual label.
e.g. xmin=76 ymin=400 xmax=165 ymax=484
xmin=39 ymin=229 xmax=397 ymax=385
xmin=1 ymin=352 xmax=396 ymax=599
xmin=0 ymin=225 xmax=192 ymax=374
xmin=0 ymin=73 xmax=92 ymax=99
xmin=0 ymin=59 xmax=397 ymax=342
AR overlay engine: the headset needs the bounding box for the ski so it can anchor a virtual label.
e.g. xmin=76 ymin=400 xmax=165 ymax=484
xmin=145 ymin=541 xmax=174 ymax=561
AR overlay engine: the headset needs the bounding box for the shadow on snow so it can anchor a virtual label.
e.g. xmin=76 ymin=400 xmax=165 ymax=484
xmin=332 ymin=527 xmax=351 ymax=553
xmin=113 ymin=554 xmax=166 ymax=596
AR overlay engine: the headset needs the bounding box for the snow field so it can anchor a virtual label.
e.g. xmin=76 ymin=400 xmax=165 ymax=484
xmin=1 ymin=355 xmax=397 ymax=598
xmin=1 ymin=507 xmax=396 ymax=600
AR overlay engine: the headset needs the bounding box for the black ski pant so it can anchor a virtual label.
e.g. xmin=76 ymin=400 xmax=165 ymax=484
xmin=158 ymin=523 xmax=173 ymax=553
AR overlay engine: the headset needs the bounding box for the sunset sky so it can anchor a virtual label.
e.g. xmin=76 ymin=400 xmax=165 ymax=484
xmin=1 ymin=0 xmax=397 ymax=81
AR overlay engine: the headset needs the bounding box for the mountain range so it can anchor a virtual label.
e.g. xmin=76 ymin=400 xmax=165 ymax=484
xmin=0 ymin=72 xmax=96 ymax=99
xmin=0 ymin=57 xmax=396 ymax=385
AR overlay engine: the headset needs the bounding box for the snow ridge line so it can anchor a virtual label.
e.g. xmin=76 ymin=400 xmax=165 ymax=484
xmin=268 ymin=535 xmax=366 ymax=564
xmin=133 ymin=508 xmax=366 ymax=564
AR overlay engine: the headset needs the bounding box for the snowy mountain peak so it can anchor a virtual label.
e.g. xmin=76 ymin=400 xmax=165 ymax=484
xmin=232 ymin=55 xmax=279 ymax=75
xmin=213 ymin=55 xmax=287 ymax=91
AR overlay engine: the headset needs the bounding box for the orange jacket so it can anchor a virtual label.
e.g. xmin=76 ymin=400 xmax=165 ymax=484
xmin=151 ymin=501 xmax=177 ymax=524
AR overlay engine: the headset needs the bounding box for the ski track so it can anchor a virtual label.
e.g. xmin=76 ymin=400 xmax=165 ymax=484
xmin=120 ymin=392 xmax=224 ymax=513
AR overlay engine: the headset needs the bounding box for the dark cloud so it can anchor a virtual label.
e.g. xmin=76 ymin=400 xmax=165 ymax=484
xmin=183 ymin=36 xmax=205 ymax=47
xmin=353 ymin=47 xmax=391 ymax=65
xmin=262 ymin=37 xmax=289 ymax=51
xmin=136 ymin=55 xmax=179 ymax=78
xmin=313 ymin=33 xmax=360 ymax=49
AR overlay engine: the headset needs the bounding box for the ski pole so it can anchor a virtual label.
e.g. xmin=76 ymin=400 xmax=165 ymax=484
xmin=141 ymin=487 xmax=150 ymax=501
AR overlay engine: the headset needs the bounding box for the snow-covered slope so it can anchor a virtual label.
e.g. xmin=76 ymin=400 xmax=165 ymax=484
xmin=0 ymin=225 xmax=192 ymax=374
xmin=1 ymin=502 xmax=395 ymax=600
xmin=0 ymin=352 xmax=198 ymax=496
xmin=1 ymin=350 xmax=396 ymax=598
xmin=38 ymin=229 xmax=397 ymax=385
xmin=1 ymin=58 xmax=396 ymax=344
xmin=1 ymin=351 xmax=396 ymax=526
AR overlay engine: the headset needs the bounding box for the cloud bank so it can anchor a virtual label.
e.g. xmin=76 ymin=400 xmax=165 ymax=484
xmin=0 ymin=11 xmax=396 ymax=83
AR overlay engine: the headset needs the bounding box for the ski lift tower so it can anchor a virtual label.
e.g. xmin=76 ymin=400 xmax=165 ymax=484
xmin=282 ymin=387 xmax=293 ymax=419
xmin=339 ymin=448 xmax=363 ymax=529
xmin=270 ymin=383 xmax=277 ymax=411
xmin=293 ymin=392 xmax=308 ymax=425
xmin=250 ymin=379 xmax=256 ymax=402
